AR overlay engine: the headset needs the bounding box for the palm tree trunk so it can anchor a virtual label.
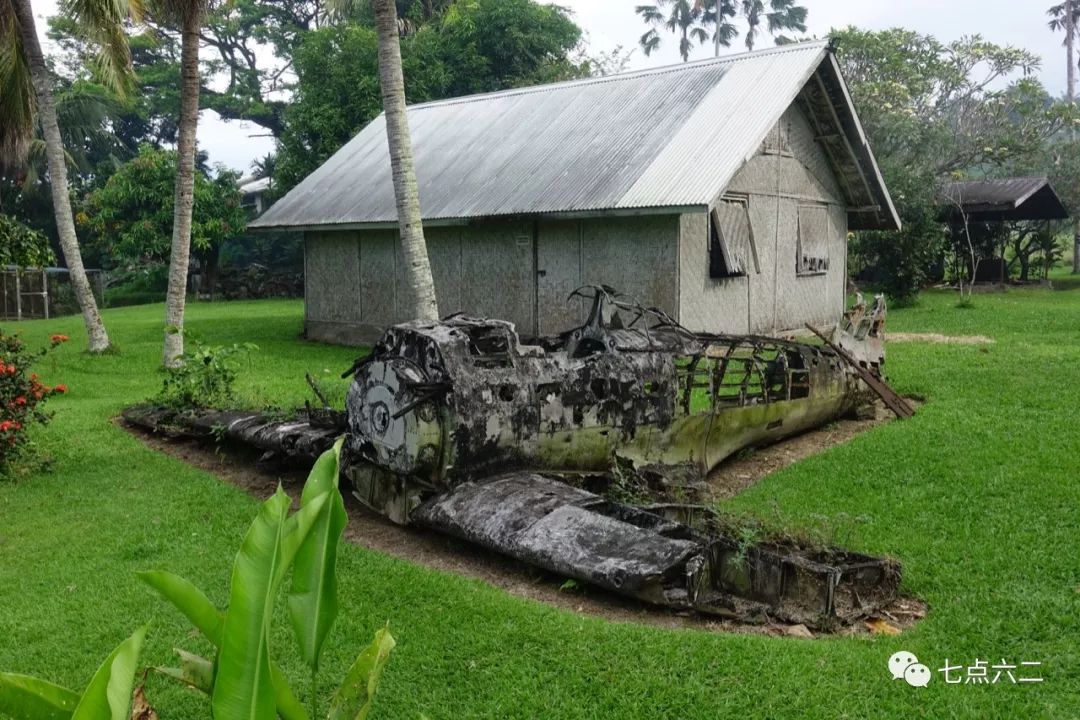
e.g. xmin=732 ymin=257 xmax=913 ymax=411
xmin=12 ymin=0 xmax=110 ymax=352
xmin=1068 ymin=1 xmax=1080 ymax=273
xmin=373 ymin=0 xmax=439 ymax=321
xmin=162 ymin=7 xmax=203 ymax=366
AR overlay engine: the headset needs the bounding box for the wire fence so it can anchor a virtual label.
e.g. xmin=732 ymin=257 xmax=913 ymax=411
xmin=0 ymin=267 xmax=105 ymax=321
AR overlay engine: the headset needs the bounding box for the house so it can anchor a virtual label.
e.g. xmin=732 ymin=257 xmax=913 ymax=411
xmin=250 ymin=40 xmax=899 ymax=345
xmin=238 ymin=175 xmax=273 ymax=217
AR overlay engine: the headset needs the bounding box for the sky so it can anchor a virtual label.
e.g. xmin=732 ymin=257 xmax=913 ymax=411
xmin=30 ymin=0 xmax=1070 ymax=175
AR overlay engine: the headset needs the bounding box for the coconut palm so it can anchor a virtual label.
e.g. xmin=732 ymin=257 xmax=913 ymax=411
xmin=636 ymin=1 xmax=709 ymax=62
xmin=153 ymin=0 xmax=211 ymax=367
xmin=1049 ymin=2 xmax=1079 ymax=110
xmin=327 ymin=0 xmax=439 ymax=320
xmin=1049 ymin=1 xmax=1080 ymax=271
xmin=737 ymin=0 xmax=807 ymax=51
xmin=1 ymin=0 xmax=138 ymax=352
xmin=371 ymin=0 xmax=438 ymax=320
xmin=636 ymin=0 xmax=807 ymax=60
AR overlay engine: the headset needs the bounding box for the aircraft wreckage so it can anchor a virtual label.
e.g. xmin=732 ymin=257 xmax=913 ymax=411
xmin=126 ymin=287 xmax=911 ymax=629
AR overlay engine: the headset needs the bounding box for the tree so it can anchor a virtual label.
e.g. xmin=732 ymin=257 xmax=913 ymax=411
xmin=636 ymin=1 xmax=707 ymax=62
xmin=372 ymin=0 xmax=438 ymax=320
xmin=734 ymin=0 xmax=806 ymax=51
xmin=1048 ymin=1 xmax=1080 ymax=271
xmin=833 ymin=28 xmax=1075 ymax=300
xmin=277 ymin=0 xmax=585 ymax=190
xmin=80 ymin=146 xmax=246 ymax=295
xmin=2 ymin=0 xmax=137 ymax=352
xmin=152 ymin=0 xmax=210 ymax=367
xmin=636 ymin=0 xmax=807 ymax=61
xmin=0 ymin=214 xmax=55 ymax=267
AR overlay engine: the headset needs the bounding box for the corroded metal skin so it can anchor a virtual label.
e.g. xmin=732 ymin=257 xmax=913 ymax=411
xmin=339 ymin=288 xmax=901 ymax=626
xmin=344 ymin=287 xmax=873 ymax=503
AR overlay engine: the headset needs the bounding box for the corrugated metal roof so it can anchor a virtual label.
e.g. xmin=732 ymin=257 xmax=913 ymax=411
xmin=940 ymin=177 xmax=1069 ymax=221
xmin=253 ymin=40 xmax=896 ymax=230
xmin=942 ymin=177 xmax=1050 ymax=208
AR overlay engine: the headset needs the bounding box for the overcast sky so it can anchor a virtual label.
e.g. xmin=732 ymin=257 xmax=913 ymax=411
xmin=30 ymin=0 xmax=1069 ymax=174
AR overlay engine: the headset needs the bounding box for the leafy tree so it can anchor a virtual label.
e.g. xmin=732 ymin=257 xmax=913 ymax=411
xmin=2 ymin=0 xmax=139 ymax=352
xmin=80 ymin=146 xmax=247 ymax=296
xmin=0 ymin=214 xmax=55 ymax=267
xmin=833 ymin=27 xmax=1077 ymax=299
xmin=277 ymin=0 xmax=584 ymax=190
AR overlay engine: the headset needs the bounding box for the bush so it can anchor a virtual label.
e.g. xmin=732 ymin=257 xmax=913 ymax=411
xmin=0 ymin=330 xmax=68 ymax=470
xmin=157 ymin=335 xmax=257 ymax=408
xmin=0 ymin=215 xmax=55 ymax=268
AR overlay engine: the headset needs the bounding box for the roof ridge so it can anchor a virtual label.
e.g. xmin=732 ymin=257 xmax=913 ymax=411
xmin=404 ymin=40 xmax=831 ymax=113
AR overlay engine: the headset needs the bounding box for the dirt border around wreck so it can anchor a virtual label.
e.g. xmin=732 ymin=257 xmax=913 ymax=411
xmin=118 ymin=408 xmax=926 ymax=638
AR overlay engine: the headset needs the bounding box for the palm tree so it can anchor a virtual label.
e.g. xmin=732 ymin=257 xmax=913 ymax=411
xmin=1049 ymin=1 xmax=1078 ymax=107
xmin=2 ymin=0 xmax=137 ymax=352
xmin=153 ymin=0 xmax=210 ymax=367
xmin=1049 ymin=1 xmax=1080 ymax=272
xmin=736 ymin=0 xmax=807 ymax=51
xmin=372 ymin=0 xmax=438 ymax=320
xmin=636 ymin=1 xmax=708 ymax=62
xmin=636 ymin=0 xmax=807 ymax=60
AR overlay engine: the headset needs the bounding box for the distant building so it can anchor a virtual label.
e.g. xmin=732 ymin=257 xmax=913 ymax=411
xmin=238 ymin=175 xmax=273 ymax=217
xmin=251 ymin=41 xmax=899 ymax=345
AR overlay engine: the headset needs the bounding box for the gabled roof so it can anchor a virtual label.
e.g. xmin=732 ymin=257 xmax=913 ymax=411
xmin=252 ymin=40 xmax=899 ymax=232
xmin=940 ymin=177 xmax=1069 ymax=222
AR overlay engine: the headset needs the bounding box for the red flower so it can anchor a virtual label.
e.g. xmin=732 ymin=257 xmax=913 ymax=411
xmin=53 ymin=384 xmax=68 ymax=394
xmin=5 ymin=364 xmax=14 ymax=374
xmin=13 ymin=396 xmax=26 ymax=406
xmin=0 ymin=421 xmax=10 ymax=432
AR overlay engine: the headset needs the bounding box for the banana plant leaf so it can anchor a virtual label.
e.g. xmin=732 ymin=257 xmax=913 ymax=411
xmin=0 ymin=672 xmax=80 ymax=720
xmin=327 ymin=627 xmax=395 ymax=720
xmin=71 ymin=625 xmax=147 ymax=720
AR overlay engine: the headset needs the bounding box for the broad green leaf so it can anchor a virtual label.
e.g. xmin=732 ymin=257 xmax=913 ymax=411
xmin=71 ymin=625 xmax=147 ymax=720
xmin=137 ymin=571 xmax=223 ymax=647
xmin=269 ymin=663 xmax=309 ymax=720
xmin=153 ymin=649 xmax=214 ymax=694
xmin=0 ymin=672 xmax=79 ymax=720
xmin=288 ymin=439 xmax=348 ymax=672
xmin=279 ymin=492 xmax=330 ymax=585
xmin=327 ymin=627 xmax=395 ymax=720
xmin=211 ymin=487 xmax=291 ymax=720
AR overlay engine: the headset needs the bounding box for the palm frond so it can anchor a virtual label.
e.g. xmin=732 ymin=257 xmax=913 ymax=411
xmin=59 ymin=0 xmax=142 ymax=96
xmin=0 ymin=0 xmax=35 ymax=171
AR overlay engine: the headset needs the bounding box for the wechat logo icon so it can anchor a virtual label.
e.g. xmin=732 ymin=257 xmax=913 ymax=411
xmin=890 ymin=651 xmax=931 ymax=688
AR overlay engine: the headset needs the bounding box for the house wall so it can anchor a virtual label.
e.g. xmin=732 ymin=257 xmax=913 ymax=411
xmin=678 ymin=104 xmax=849 ymax=335
xmin=304 ymin=214 xmax=680 ymax=345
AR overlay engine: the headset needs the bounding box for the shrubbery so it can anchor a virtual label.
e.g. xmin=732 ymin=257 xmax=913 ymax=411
xmin=0 ymin=330 xmax=68 ymax=470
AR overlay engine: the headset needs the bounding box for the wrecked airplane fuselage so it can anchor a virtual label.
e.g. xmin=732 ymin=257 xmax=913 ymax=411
xmin=341 ymin=287 xmax=900 ymax=626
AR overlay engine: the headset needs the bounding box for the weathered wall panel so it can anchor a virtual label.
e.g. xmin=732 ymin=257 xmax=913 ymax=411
xmin=305 ymin=232 xmax=361 ymax=324
xmin=358 ymin=231 xmax=396 ymax=325
xmin=537 ymin=219 xmax=584 ymax=334
xmin=460 ymin=219 xmax=536 ymax=333
xmin=580 ymin=215 xmax=679 ymax=319
xmin=678 ymin=212 xmax=750 ymax=334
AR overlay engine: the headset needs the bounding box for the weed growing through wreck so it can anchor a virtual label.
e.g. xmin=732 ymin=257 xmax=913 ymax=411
xmin=157 ymin=333 xmax=258 ymax=408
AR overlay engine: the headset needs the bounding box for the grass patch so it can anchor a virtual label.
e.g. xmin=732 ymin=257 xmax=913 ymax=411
xmin=2 ymin=291 xmax=1080 ymax=717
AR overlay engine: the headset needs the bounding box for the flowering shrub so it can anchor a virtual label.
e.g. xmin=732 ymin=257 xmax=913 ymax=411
xmin=0 ymin=330 xmax=68 ymax=470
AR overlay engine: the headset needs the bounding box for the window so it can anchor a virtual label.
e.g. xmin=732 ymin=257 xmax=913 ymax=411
xmin=797 ymin=204 xmax=830 ymax=275
xmin=709 ymin=197 xmax=757 ymax=279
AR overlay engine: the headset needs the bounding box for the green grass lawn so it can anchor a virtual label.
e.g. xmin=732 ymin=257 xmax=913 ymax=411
xmin=2 ymin=288 xmax=1079 ymax=718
